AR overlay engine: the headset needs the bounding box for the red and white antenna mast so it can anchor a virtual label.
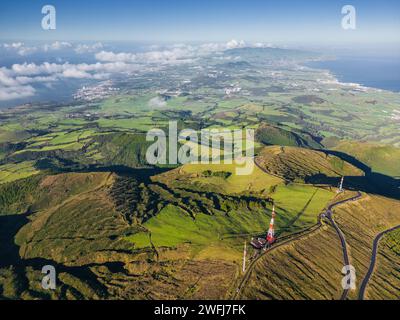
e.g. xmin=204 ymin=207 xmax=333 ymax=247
xmin=266 ymin=205 xmax=276 ymax=244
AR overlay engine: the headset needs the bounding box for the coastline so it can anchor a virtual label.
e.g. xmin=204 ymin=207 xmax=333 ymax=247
xmin=304 ymin=58 xmax=400 ymax=94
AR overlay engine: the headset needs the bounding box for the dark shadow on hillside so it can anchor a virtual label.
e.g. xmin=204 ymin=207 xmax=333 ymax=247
xmin=311 ymin=149 xmax=400 ymax=200
xmin=0 ymin=214 xmax=28 ymax=268
xmin=82 ymin=165 xmax=173 ymax=184
xmin=323 ymin=150 xmax=372 ymax=174
xmin=305 ymin=173 xmax=400 ymax=200
xmin=35 ymin=157 xmax=174 ymax=184
xmin=0 ymin=213 xmax=130 ymax=299
xmin=284 ymin=189 xmax=319 ymax=229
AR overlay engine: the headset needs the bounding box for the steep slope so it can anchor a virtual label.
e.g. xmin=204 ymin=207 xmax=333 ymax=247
xmin=326 ymin=139 xmax=400 ymax=177
xmin=0 ymin=172 xmax=135 ymax=299
xmin=367 ymin=229 xmax=400 ymax=300
xmin=256 ymin=146 xmax=364 ymax=182
xmin=239 ymin=192 xmax=400 ymax=300
xmin=2 ymin=132 xmax=154 ymax=173
xmin=333 ymin=194 xmax=400 ymax=300
xmin=0 ymin=171 xmax=241 ymax=299
xmin=240 ymin=220 xmax=344 ymax=299
xmin=256 ymin=123 xmax=321 ymax=149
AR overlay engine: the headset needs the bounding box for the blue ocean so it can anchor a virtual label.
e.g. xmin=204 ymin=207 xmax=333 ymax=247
xmin=306 ymin=57 xmax=400 ymax=93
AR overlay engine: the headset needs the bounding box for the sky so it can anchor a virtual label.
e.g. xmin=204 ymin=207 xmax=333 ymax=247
xmin=0 ymin=0 xmax=399 ymax=45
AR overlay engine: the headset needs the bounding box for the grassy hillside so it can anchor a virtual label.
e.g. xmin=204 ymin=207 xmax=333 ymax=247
xmin=255 ymin=123 xmax=321 ymax=149
xmin=0 ymin=175 xmax=43 ymax=215
xmin=256 ymin=146 xmax=364 ymax=182
xmin=333 ymin=194 xmax=400 ymax=300
xmin=3 ymin=132 xmax=154 ymax=171
xmin=134 ymin=156 xmax=336 ymax=255
xmin=239 ymin=191 xmax=400 ymax=300
xmin=15 ymin=173 xmax=134 ymax=266
xmin=86 ymin=133 xmax=153 ymax=167
xmin=128 ymin=204 xmax=274 ymax=249
xmin=154 ymin=160 xmax=283 ymax=196
xmin=240 ymin=219 xmax=344 ymax=300
xmin=0 ymin=161 xmax=40 ymax=184
xmin=128 ymin=183 xmax=334 ymax=249
xmin=368 ymin=229 xmax=400 ymax=300
xmin=328 ymin=140 xmax=400 ymax=177
xmin=0 ymin=171 xmax=245 ymax=299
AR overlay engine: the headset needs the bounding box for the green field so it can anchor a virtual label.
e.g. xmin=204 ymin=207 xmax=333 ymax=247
xmin=129 ymin=178 xmax=335 ymax=250
xmin=329 ymin=140 xmax=400 ymax=177
xmin=0 ymin=161 xmax=40 ymax=184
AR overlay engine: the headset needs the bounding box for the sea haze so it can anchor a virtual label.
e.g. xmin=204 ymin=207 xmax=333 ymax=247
xmin=306 ymin=56 xmax=400 ymax=93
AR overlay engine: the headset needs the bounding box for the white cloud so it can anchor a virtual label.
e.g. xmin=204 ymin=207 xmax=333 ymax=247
xmin=95 ymin=46 xmax=197 ymax=65
xmin=17 ymin=46 xmax=38 ymax=56
xmin=1 ymin=41 xmax=104 ymax=56
xmin=43 ymin=41 xmax=72 ymax=51
xmin=62 ymin=69 xmax=93 ymax=79
xmin=15 ymin=75 xmax=58 ymax=85
xmin=74 ymin=42 xmax=103 ymax=54
xmin=198 ymin=39 xmax=246 ymax=53
xmin=2 ymin=39 xmax=263 ymax=59
xmin=94 ymin=40 xmax=271 ymax=65
xmin=148 ymin=96 xmax=167 ymax=109
xmin=3 ymin=42 xmax=24 ymax=49
xmin=2 ymin=42 xmax=38 ymax=56
xmin=0 ymin=68 xmax=33 ymax=101
xmin=5 ymin=61 xmax=140 ymax=79
xmin=95 ymin=51 xmax=134 ymax=63
xmin=0 ymin=85 xmax=36 ymax=101
xmin=226 ymin=39 xmax=246 ymax=49
xmin=0 ymin=61 xmax=141 ymax=101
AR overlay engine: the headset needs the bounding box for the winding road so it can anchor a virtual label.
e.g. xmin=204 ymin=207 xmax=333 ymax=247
xmin=233 ymin=190 xmax=363 ymax=300
xmin=236 ymin=157 xmax=400 ymax=300
xmin=358 ymin=224 xmax=400 ymax=300
xmin=325 ymin=191 xmax=362 ymax=300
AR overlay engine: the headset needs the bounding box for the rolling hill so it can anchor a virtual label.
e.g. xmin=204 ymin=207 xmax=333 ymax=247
xmin=0 ymin=143 xmax=398 ymax=300
xmin=239 ymin=191 xmax=400 ymax=300
xmin=255 ymin=123 xmax=322 ymax=149
xmin=325 ymin=139 xmax=400 ymax=177
xmin=255 ymin=145 xmax=364 ymax=183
